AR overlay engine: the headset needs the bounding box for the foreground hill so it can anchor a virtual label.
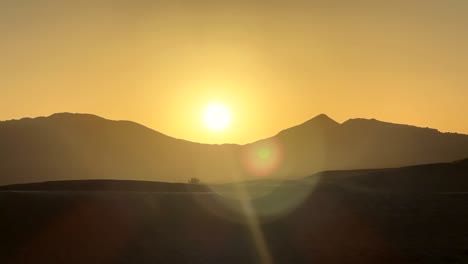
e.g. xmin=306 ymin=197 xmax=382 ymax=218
xmin=1 ymin=158 xmax=466 ymax=193
xmin=0 ymin=160 xmax=467 ymax=263
xmin=309 ymin=158 xmax=468 ymax=193
xmin=0 ymin=113 xmax=467 ymax=184
xmin=0 ymin=179 xmax=210 ymax=192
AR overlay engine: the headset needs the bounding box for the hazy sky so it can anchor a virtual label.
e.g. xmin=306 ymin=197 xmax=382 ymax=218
xmin=1 ymin=1 xmax=467 ymax=143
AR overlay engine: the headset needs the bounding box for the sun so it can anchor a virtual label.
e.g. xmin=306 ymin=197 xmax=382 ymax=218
xmin=203 ymin=103 xmax=232 ymax=131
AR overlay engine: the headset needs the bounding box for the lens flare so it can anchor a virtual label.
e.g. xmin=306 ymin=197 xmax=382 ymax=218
xmin=195 ymin=136 xmax=320 ymax=236
xmin=241 ymin=138 xmax=284 ymax=177
xmin=196 ymin=174 xmax=322 ymax=224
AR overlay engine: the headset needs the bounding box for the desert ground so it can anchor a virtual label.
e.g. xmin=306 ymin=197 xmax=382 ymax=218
xmin=1 ymin=162 xmax=467 ymax=264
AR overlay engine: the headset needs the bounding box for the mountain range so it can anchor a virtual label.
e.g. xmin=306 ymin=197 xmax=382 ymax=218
xmin=0 ymin=113 xmax=467 ymax=185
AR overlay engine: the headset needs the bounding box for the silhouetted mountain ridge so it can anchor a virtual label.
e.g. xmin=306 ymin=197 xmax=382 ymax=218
xmin=342 ymin=117 xmax=442 ymax=133
xmin=276 ymin=113 xmax=339 ymax=138
xmin=297 ymin=113 xmax=339 ymax=128
xmin=0 ymin=113 xmax=467 ymax=185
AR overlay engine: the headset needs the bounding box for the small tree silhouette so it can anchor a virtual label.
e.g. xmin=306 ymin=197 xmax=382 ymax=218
xmin=188 ymin=177 xmax=200 ymax=185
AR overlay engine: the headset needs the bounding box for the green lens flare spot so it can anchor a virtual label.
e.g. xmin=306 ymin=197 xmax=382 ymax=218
xmin=257 ymin=148 xmax=271 ymax=160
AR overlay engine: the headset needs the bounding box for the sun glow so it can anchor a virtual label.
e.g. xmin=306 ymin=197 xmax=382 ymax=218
xmin=203 ymin=103 xmax=232 ymax=131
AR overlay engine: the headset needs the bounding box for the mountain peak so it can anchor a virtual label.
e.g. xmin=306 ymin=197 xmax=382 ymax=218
xmin=47 ymin=112 xmax=105 ymax=121
xmin=302 ymin=114 xmax=339 ymax=127
xmin=276 ymin=114 xmax=339 ymax=137
xmin=311 ymin=113 xmax=336 ymax=121
xmin=342 ymin=117 xmax=380 ymax=125
xmin=0 ymin=112 xmax=106 ymax=125
xmin=342 ymin=118 xmax=440 ymax=132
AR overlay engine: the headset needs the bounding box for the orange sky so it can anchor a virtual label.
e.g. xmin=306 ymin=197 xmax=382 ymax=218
xmin=1 ymin=1 xmax=467 ymax=143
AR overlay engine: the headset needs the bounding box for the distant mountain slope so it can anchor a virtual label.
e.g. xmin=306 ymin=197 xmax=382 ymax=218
xmin=0 ymin=113 xmax=467 ymax=185
xmin=0 ymin=113 xmax=242 ymax=184
xmin=271 ymin=115 xmax=468 ymax=177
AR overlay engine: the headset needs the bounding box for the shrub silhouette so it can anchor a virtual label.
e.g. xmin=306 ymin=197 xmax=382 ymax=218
xmin=188 ymin=177 xmax=200 ymax=184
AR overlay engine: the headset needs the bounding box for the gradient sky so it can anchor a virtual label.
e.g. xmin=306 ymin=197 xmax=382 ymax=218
xmin=1 ymin=1 xmax=467 ymax=143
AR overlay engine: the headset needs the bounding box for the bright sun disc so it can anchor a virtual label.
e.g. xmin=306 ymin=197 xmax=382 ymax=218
xmin=203 ymin=103 xmax=232 ymax=131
